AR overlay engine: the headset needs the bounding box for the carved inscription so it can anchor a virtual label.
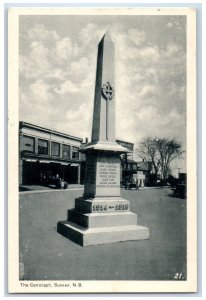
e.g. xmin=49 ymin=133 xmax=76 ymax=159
xmin=92 ymin=203 xmax=129 ymax=212
xmin=96 ymin=160 xmax=120 ymax=188
xmin=84 ymin=161 xmax=96 ymax=185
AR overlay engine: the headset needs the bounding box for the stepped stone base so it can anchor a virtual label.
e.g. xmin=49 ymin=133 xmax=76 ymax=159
xmin=67 ymin=210 xmax=138 ymax=228
xmin=57 ymin=199 xmax=149 ymax=247
xmin=57 ymin=221 xmax=149 ymax=246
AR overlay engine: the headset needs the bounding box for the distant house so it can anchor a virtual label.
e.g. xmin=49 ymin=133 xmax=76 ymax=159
xmin=133 ymin=170 xmax=145 ymax=188
xmin=116 ymin=139 xmax=134 ymax=160
xmin=116 ymin=140 xmax=137 ymax=186
xmin=120 ymin=158 xmax=138 ymax=186
xmin=137 ymin=161 xmax=153 ymax=186
xmin=116 ymin=140 xmax=156 ymax=187
xmin=119 ymin=158 xmax=154 ymax=188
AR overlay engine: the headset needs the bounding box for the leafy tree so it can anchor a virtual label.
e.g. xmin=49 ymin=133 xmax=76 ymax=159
xmin=136 ymin=137 xmax=184 ymax=183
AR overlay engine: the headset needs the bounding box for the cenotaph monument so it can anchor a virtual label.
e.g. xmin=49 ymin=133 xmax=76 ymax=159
xmin=57 ymin=32 xmax=149 ymax=246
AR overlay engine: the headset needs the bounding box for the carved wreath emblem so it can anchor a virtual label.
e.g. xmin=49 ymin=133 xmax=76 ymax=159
xmin=101 ymin=81 xmax=115 ymax=100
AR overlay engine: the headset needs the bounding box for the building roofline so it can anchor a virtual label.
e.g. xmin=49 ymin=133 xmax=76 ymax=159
xmin=19 ymin=121 xmax=83 ymax=142
xmin=116 ymin=138 xmax=134 ymax=146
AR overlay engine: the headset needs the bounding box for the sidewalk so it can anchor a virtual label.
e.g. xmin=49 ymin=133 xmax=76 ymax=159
xmin=19 ymin=184 xmax=84 ymax=192
xmin=19 ymin=184 xmax=170 ymax=193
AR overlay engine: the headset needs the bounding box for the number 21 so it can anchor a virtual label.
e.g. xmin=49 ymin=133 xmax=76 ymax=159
xmin=174 ymin=273 xmax=184 ymax=280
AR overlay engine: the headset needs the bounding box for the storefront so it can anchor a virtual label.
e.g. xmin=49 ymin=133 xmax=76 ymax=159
xmin=21 ymin=157 xmax=81 ymax=185
xmin=19 ymin=122 xmax=84 ymax=186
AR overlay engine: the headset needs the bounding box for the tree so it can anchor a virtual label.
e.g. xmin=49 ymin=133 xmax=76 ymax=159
xmin=136 ymin=137 xmax=161 ymax=179
xmin=157 ymin=138 xmax=183 ymax=182
xmin=136 ymin=137 xmax=184 ymax=183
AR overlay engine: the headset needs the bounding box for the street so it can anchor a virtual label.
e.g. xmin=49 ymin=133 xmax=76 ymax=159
xmin=19 ymin=187 xmax=186 ymax=281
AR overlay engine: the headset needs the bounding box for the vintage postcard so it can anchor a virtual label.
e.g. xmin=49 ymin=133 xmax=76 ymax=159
xmin=8 ymin=7 xmax=197 ymax=293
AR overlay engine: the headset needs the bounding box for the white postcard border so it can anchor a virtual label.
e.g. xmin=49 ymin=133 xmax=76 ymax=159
xmin=8 ymin=6 xmax=197 ymax=294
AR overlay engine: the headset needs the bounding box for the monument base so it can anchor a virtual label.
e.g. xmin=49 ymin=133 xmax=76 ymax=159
xmin=57 ymin=221 xmax=149 ymax=246
xmin=57 ymin=196 xmax=149 ymax=246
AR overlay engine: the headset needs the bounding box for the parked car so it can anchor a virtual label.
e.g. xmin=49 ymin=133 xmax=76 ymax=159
xmin=171 ymin=183 xmax=186 ymax=199
xmin=40 ymin=171 xmax=68 ymax=189
xmin=123 ymin=179 xmax=139 ymax=190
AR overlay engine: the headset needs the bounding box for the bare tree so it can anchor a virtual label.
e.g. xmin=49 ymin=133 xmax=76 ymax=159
xmin=136 ymin=137 xmax=184 ymax=183
xmin=157 ymin=138 xmax=184 ymax=182
xmin=136 ymin=137 xmax=161 ymax=178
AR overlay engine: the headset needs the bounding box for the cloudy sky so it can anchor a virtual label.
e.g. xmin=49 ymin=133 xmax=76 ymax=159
xmin=19 ymin=13 xmax=186 ymax=172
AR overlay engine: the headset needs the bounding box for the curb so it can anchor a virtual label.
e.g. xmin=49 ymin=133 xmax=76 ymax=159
xmin=19 ymin=187 xmax=84 ymax=195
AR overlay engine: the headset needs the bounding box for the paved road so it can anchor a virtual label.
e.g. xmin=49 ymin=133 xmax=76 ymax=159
xmin=19 ymin=188 xmax=186 ymax=281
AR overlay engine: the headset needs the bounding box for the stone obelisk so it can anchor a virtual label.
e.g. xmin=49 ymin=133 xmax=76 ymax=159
xmin=57 ymin=32 xmax=149 ymax=246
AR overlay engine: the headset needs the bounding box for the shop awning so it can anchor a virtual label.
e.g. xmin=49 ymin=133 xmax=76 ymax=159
xmin=39 ymin=160 xmax=71 ymax=165
xmin=25 ymin=158 xmax=38 ymax=162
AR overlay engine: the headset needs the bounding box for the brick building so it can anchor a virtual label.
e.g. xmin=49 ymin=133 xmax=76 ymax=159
xmin=19 ymin=122 xmax=85 ymax=186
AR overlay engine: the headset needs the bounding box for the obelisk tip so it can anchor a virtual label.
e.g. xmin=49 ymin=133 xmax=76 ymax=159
xmin=99 ymin=30 xmax=113 ymax=44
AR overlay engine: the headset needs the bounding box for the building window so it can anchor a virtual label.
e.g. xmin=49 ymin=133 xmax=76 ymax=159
xmin=22 ymin=135 xmax=34 ymax=153
xmin=51 ymin=141 xmax=60 ymax=156
xmin=127 ymin=163 xmax=132 ymax=170
xmin=62 ymin=144 xmax=70 ymax=160
xmin=132 ymin=164 xmax=137 ymax=171
xmin=72 ymin=146 xmax=79 ymax=160
xmin=38 ymin=139 xmax=48 ymax=155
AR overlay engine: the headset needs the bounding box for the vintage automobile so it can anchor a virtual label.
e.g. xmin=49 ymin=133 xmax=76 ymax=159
xmin=171 ymin=183 xmax=186 ymax=199
xmin=121 ymin=179 xmax=139 ymax=190
xmin=40 ymin=171 xmax=68 ymax=189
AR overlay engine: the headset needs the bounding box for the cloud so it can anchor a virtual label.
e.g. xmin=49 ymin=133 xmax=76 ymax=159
xmin=21 ymin=80 xmax=52 ymax=106
xmin=78 ymin=23 xmax=104 ymax=45
xmin=144 ymin=68 xmax=159 ymax=85
xmin=30 ymin=41 xmax=50 ymax=64
xmin=81 ymin=72 xmax=95 ymax=89
xmin=19 ymin=22 xmax=98 ymax=83
xmin=117 ymin=103 xmax=185 ymax=147
xmin=56 ymin=38 xmax=73 ymax=57
xmin=63 ymin=102 xmax=92 ymax=137
xmin=28 ymin=23 xmax=59 ymax=41
xmin=19 ymin=80 xmax=54 ymax=128
xmin=139 ymin=46 xmax=160 ymax=65
xmin=160 ymin=44 xmax=185 ymax=68
xmin=54 ymin=80 xmax=79 ymax=94
xmin=19 ymin=81 xmax=52 ymax=124
xmin=137 ymin=84 xmax=159 ymax=98
xmin=166 ymin=22 xmax=173 ymax=28
xmin=164 ymin=43 xmax=183 ymax=57
xmin=127 ymin=28 xmax=146 ymax=46
xmin=114 ymin=27 xmax=160 ymax=69
xmin=53 ymin=38 xmax=80 ymax=64
xmin=69 ymin=56 xmax=94 ymax=81
xmin=19 ymin=42 xmax=51 ymax=79
xmin=44 ymin=68 xmax=66 ymax=80
xmin=116 ymin=41 xmax=160 ymax=67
